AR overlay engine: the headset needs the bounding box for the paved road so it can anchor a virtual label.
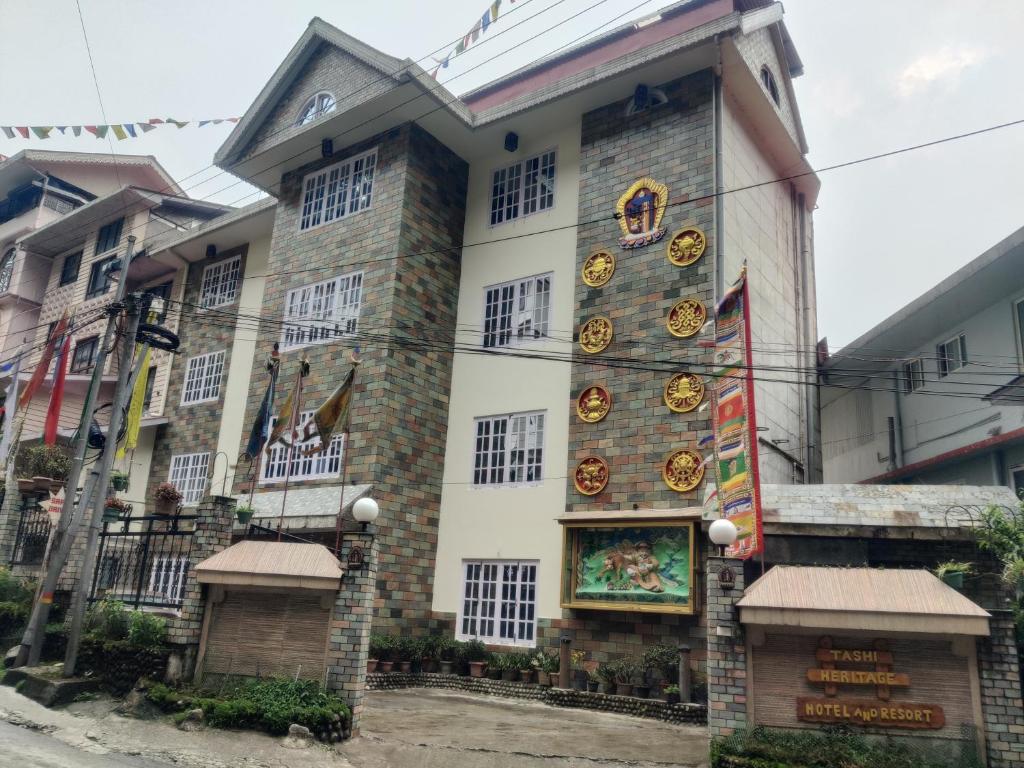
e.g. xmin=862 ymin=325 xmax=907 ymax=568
xmin=0 ymin=720 xmax=172 ymax=768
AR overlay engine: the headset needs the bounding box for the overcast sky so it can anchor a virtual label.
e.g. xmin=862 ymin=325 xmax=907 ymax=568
xmin=1 ymin=0 xmax=1023 ymax=349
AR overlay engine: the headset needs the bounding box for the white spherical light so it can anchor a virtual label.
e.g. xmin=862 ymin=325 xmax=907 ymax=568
xmin=708 ymin=518 xmax=739 ymax=548
xmin=352 ymin=497 xmax=380 ymax=524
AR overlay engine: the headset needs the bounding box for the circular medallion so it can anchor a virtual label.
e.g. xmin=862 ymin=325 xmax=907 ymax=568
xmin=664 ymin=373 xmax=705 ymax=413
xmin=667 ymin=227 xmax=707 ymax=267
xmin=666 ymin=298 xmax=707 ymax=338
xmin=576 ymin=386 xmax=612 ymax=423
xmin=662 ymin=448 xmax=705 ymax=492
xmin=574 ymin=456 xmax=609 ymax=496
xmin=579 ymin=316 xmax=613 ymax=354
xmin=581 ymin=249 xmax=616 ymax=288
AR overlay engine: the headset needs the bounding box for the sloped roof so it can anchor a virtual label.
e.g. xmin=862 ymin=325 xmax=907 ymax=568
xmin=0 ymin=149 xmax=182 ymax=195
xmin=737 ymin=565 xmax=991 ymax=635
xmin=196 ymin=540 xmax=343 ymax=590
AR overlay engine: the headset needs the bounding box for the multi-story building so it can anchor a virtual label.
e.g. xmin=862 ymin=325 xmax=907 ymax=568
xmin=213 ymin=0 xmax=820 ymax=655
xmin=821 ymin=224 xmax=1024 ymax=492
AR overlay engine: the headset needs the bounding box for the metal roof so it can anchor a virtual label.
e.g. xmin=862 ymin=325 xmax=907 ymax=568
xmin=737 ymin=565 xmax=991 ymax=636
xmin=196 ymin=540 xmax=343 ymax=590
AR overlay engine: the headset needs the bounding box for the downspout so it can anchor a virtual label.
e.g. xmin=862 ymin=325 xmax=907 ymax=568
xmin=892 ymin=378 xmax=905 ymax=470
xmin=713 ymin=37 xmax=725 ymax=299
xmin=796 ymin=193 xmax=816 ymax=481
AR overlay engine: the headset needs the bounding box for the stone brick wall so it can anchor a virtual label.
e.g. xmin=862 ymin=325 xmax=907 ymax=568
xmin=326 ymin=529 xmax=378 ymax=735
xmin=706 ymin=556 xmax=746 ymax=738
xmin=977 ymin=612 xmax=1024 ymax=768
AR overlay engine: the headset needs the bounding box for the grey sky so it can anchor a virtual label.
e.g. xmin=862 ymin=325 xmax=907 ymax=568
xmin=1 ymin=0 xmax=1023 ymax=350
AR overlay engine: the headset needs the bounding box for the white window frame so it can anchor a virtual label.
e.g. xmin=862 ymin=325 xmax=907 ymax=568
xmin=482 ymin=273 xmax=552 ymax=349
xmin=148 ymin=555 xmax=189 ymax=605
xmin=489 ymin=149 xmax=556 ymax=226
xmin=296 ymin=91 xmax=337 ymax=126
xmin=457 ymin=560 xmax=538 ymax=647
xmin=471 ymin=411 xmax=545 ymax=488
xmin=260 ymin=410 xmax=345 ymax=484
xmin=902 ymin=358 xmax=924 ymax=393
xmin=180 ymin=350 xmax=225 ymax=406
xmin=937 ymin=333 xmax=967 ymax=378
xmin=280 ymin=271 xmax=363 ymax=351
xmin=199 ymin=254 xmax=241 ymax=309
xmin=168 ymin=452 xmax=210 ymax=507
xmin=298 ymin=148 xmax=377 ymax=232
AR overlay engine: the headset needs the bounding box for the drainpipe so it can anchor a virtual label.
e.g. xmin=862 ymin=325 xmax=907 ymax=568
xmin=713 ymin=37 xmax=725 ymax=300
xmin=892 ymin=380 xmax=905 ymax=470
xmin=796 ymin=194 xmax=816 ymax=481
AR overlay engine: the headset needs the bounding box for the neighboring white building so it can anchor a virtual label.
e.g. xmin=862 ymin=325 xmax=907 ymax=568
xmin=821 ymin=224 xmax=1024 ymax=494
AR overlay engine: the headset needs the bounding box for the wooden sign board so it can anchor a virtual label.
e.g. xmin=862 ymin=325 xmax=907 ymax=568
xmin=815 ymin=648 xmax=894 ymax=665
xmin=797 ymin=698 xmax=945 ymax=730
xmin=807 ymin=669 xmax=910 ymax=687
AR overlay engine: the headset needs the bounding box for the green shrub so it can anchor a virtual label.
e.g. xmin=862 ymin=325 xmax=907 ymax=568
xmin=19 ymin=444 xmax=71 ymax=481
xmin=642 ymin=644 xmax=678 ymax=679
xmin=84 ymin=599 xmax=129 ymax=641
xmin=127 ymin=611 xmax=167 ymax=648
xmin=460 ymin=638 xmax=488 ymax=663
xmin=369 ymin=633 xmax=395 ymax=661
xmin=0 ymin=567 xmax=34 ymax=605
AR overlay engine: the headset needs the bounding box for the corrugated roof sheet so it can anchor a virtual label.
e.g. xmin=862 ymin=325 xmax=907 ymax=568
xmin=197 ymin=541 xmax=342 ymax=580
xmin=738 ymin=566 xmax=990 ymax=618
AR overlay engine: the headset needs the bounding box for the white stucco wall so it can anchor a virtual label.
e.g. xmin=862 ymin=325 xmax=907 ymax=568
xmin=431 ymin=119 xmax=580 ymax=623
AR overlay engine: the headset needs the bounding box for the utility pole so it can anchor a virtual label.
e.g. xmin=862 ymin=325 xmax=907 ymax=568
xmin=15 ymin=236 xmax=137 ymax=668
xmin=63 ymin=292 xmax=144 ymax=676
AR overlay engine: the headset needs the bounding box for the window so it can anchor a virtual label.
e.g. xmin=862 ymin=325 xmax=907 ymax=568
xmin=143 ymin=281 xmax=172 ymax=322
xmin=0 ymin=247 xmax=14 ymax=294
xmin=260 ymin=410 xmax=344 ymax=483
xmin=483 ymin=274 xmax=552 ymax=348
xmin=143 ymin=366 xmax=157 ymax=413
xmin=298 ymin=149 xmax=377 ymax=231
xmin=200 ymin=255 xmax=241 ymax=309
xmin=902 ymin=359 xmax=924 ymax=393
xmin=761 ymin=66 xmax=780 ymax=106
xmin=180 ymin=350 xmax=225 ymax=405
xmin=458 ymin=560 xmax=537 ymax=646
xmin=472 ymin=411 xmax=545 ymax=487
xmin=1016 ymin=299 xmax=1024 ymax=364
xmin=59 ymin=251 xmax=82 ymax=286
xmin=280 ymin=271 xmax=362 ymax=351
xmin=70 ymin=336 xmax=99 ymax=374
xmin=937 ymin=334 xmax=967 ymax=377
xmin=296 ymin=92 xmax=337 ymax=126
xmin=95 ymin=218 xmax=124 ymax=255
xmin=1012 ymin=465 xmax=1024 ymax=500
xmin=86 ymin=255 xmax=117 ymax=298
xmin=168 ymin=452 xmax=210 ymax=506
xmin=490 ymin=150 xmax=556 ymax=225
xmin=148 ymin=556 xmax=189 ymax=604
xmin=625 ymin=85 xmax=669 ymax=116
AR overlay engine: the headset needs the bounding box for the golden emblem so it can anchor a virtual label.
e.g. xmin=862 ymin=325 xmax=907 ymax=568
xmin=581 ymin=249 xmax=615 ymax=287
xmin=579 ymin=316 xmax=613 ymax=354
xmin=574 ymin=456 xmax=609 ymax=496
xmin=576 ymin=386 xmax=612 ymax=423
xmin=666 ymin=298 xmax=706 ymax=338
xmin=616 ymin=177 xmax=669 ymax=249
xmin=662 ymin=449 xmax=705 ymax=492
xmin=667 ymin=227 xmax=707 ymax=267
xmin=664 ymin=373 xmax=704 ymax=413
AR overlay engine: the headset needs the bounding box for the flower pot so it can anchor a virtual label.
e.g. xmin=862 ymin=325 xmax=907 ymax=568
xmin=572 ymin=671 xmax=587 ymax=691
xmin=468 ymin=661 xmax=487 ymax=678
xmin=110 ymin=476 xmax=130 ymax=492
xmin=236 ymin=509 xmax=254 ymax=526
xmin=518 ymin=669 xmax=533 ymax=684
xmin=614 ymin=683 xmax=633 ymax=697
xmin=549 ymin=672 xmax=560 ymax=687
xmin=102 ymin=506 xmax=122 ymax=523
xmin=634 ymin=685 xmax=650 ymax=699
xmin=33 ymin=476 xmax=54 ymax=490
xmin=398 ymin=661 xmax=412 ymax=673
xmin=367 ymin=659 xmax=378 ymax=674
xmin=154 ymin=498 xmax=179 ymax=517
xmin=587 ymin=680 xmax=599 ymax=693
xmin=487 ymin=667 xmax=502 ymax=680
xmin=379 ymin=661 xmax=394 ymax=673
xmin=941 ymin=572 xmax=965 ymax=589
xmin=666 ymin=692 xmax=681 ymax=705
xmin=440 ymin=660 xmax=454 ymax=675
xmin=501 ymin=669 xmax=517 ymax=682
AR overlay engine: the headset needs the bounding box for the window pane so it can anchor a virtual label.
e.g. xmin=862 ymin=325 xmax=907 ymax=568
xmin=458 ymin=560 xmax=538 ymax=645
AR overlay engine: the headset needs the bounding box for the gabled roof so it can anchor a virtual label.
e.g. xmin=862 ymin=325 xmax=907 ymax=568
xmin=196 ymin=540 xmax=343 ymax=590
xmin=0 ymin=149 xmax=182 ymax=196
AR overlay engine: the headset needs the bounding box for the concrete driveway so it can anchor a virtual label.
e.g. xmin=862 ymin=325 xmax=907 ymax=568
xmin=342 ymin=689 xmax=709 ymax=768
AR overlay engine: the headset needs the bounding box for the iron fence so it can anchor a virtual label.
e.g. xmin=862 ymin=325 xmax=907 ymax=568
xmin=245 ymin=522 xmax=338 ymax=555
xmin=89 ymin=515 xmax=197 ymax=610
xmin=9 ymin=495 xmax=53 ymax=566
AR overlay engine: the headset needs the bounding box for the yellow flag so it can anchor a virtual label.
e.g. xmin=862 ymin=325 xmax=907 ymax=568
xmin=117 ymin=346 xmax=151 ymax=459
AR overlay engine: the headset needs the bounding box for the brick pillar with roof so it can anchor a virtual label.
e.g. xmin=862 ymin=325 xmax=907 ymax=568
xmin=706 ymin=556 xmax=748 ymax=738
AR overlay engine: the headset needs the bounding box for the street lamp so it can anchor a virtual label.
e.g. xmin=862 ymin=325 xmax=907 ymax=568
xmin=708 ymin=518 xmax=738 ymax=557
xmin=352 ymin=496 xmax=379 ymax=531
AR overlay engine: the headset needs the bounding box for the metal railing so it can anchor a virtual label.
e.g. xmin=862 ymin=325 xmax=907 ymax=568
xmin=245 ymin=522 xmax=338 ymax=555
xmin=9 ymin=496 xmax=52 ymax=566
xmin=89 ymin=515 xmax=197 ymax=610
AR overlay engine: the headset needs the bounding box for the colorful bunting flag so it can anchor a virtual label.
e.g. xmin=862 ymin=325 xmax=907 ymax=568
xmin=43 ymin=335 xmax=70 ymax=445
xmin=0 ymin=117 xmax=239 ymax=141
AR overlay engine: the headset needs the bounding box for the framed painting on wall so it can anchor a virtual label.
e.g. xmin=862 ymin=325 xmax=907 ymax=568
xmin=560 ymin=521 xmax=696 ymax=614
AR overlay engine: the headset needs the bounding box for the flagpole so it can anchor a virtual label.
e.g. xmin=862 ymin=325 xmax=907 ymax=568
xmin=333 ymin=356 xmax=359 ymax=556
xmin=276 ymin=364 xmax=305 ymax=541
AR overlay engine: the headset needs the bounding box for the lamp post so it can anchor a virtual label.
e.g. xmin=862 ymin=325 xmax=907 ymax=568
xmin=708 ymin=518 xmax=738 ymax=557
xmin=352 ymin=496 xmax=379 ymax=531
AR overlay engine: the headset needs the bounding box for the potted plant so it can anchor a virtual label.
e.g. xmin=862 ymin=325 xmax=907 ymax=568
xmin=110 ymin=470 xmax=130 ymax=492
xmin=437 ymin=635 xmax=456 ymax=674
xmin=531 ymin=651 xmax=558 ymax=686
xmin=21 ymin=445 xmax=71 ymax=490
xmin=153 ymin=482 xmax=183 ymax=516
xmin=642 ymin=644 xmax=677 ymax=696
xmin=372 ymin=634 xmax=395 ymax=673
xmin=935 ymin=560 xmax=972 ymax=589
xmin=102 ymin=496 xmax=130 ymax=523
xmin=664 ymin=684 xmax=681 ymax=705
xmin=494 ymin=653 xmax=516 ymax=682
xmin=463 ymin=638 xmax=488 ymax=678
xmin=513 ymin=653 xmax=532 ymax=684
xmin=596 ymin=662 xmax=616 ymax=694
xmin=586 ymin=668 xmax=600 ymax=693
xmin=396 ymin=636 xmax=416 ymax=672
xmin=570 ymin=649 xmax=587 ymax=690
xmin=235 ymin=504 xmax=255 ymax=526
xmin=611 ymin=658 xmax=640 ymax=697
xmin=634 ymin=679 xmax=651 ymax=699
xmin=487 ymin=654 xmax=503 ymax=680
xmin=1003 ymin=557 xmax=1024 ymax=600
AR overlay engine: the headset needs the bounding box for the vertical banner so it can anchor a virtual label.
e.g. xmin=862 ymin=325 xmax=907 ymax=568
xmin=708 ymin=267 xmax=763 ymax=558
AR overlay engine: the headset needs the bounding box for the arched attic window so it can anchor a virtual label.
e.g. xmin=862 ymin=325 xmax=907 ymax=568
xmin=760 ymin=66 xmax=780 ymax=107
xmin=625 ymin=85 xmax=669 ymax=116
xmin=0 ymin=248 xmax=15 ymax=294
xmin=296 ymin=92 xmax=337 ymax=126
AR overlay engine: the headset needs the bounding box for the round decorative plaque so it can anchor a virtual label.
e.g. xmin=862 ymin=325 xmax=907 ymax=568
xmin=666 ymin=298 xmax=706 ymax=338
xmin=663 ymin=373 xmax=705 ymax=413
xmin=666 ymin=227 xmax=707 ymax=267
xmin=579 ymin=316 xmax=613 ymax=354
xmin=574 ymin=456 xmax=610 ymax=496
xmin=576 ymin=386 xmax=612 ymax=423
xmin=662 ymin=448 xmax=705 ymax=492
xmin=581 ymin=249 xmax=616 ymax=288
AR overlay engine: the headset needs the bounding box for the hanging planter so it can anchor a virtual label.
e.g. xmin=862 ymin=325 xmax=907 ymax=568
xmin=934 ymin=561 xmax=972 ymax=590
xmin=235 ymin=504 xmax=255 ymax=526
xmin=103 ymin=497 xmax=130 ymax=523
xmin=17 ymin=478 xmax=35 ymax=493
xmin=153 ymin=482 xmax=183 ymax=517
xmin=110 ymin=471 xmax=130 ymax=492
